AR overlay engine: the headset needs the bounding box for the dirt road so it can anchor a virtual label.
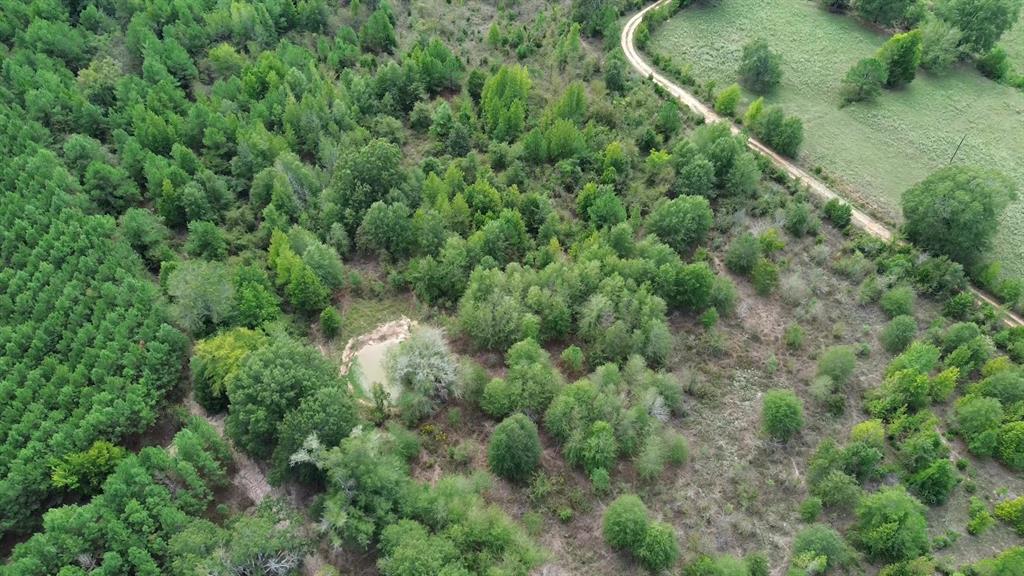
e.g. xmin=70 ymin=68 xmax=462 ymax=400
xmin=620 ymin=0 xmax=1023 ymax=328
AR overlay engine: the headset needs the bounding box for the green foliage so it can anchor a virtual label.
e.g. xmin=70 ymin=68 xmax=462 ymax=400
xmin=995 ymin=496 xmax=1024 ymax=535
xmin=955 ymin=395 xmax=1003 ymax=458
xmin=185 ymin=221 xmax=227 ymax=260
xmin=939 ymin=0 xmax=1022 ymax=53
xmin=646 ymin=195 xmax=714 ymax=254
xmin=785 ymin=324 xmax=806 ymax=350
xmin=977 ymin=46 xmax=1010 ymax=80
xmin=226 ymin=335 xmax=340 ymax=458
xmin=800 ymin=497 xmax=824 ymax=522
xmin=638 ymin=521 xmax=680 ymax=572
xmin=191 ymin=328 xmax=269 ymax=412
xmin=919 ymin=16 xmax=962 ymax=72
xmin=752 ymin=258 xmax=780 ymax=295
xmin=50 ymin=440 xmax=127 ymax=494
xmin=321 ymin=307 xmax=342 ymax=338
xmin=856 ymin=0 xmax=918 ymax=26
xmin=902 ymin=165 xmax=1017 ymax=267
xmin=603 ymin=494 xmax=650 ymax=551
xmin=386 ymin=327 xmax=459 ymax=424
xmin=852 ymin=486 xmax=930 ymax=563
xmin=738 ymin=39 xmax=783 ymax=93
xmin=726 ymin=232 xmax=762 ymax=274
xmin=361 ymin=8 xmax=397 ymax=53
xmin=270 ymin=385 xmax=358 ymax=486
xmin=488 ymin=414 xmax=542 ymax=482
xmin=967 ymin=496 xmax=995 ymax=535
xmin=881 ymin=315 xmax=918 ymax=354
xmin=841 ymin=57 xmax=887 ymax=104
xmin=482 ymin=65 xmax=531 ymax=141
xmin=818 ymin=345 xmax=857 ymax=385
xmin=877 ymin=30 xmax=923 ymax=88
xmin=482 ymin=338 xmax=564 ymax=419
xmin=748 ymin=105 xmax=804 ymax=157
xmin=715 ymin=83 xmax=743 ymax=116
xmin=762 ymin=389 xmax=805 ymax=442
xmin=561 ymin=345 xmax=586 ymax=375
xmin=905 ymin=458 xmax=958 ymax=505
xmin=998 ymin=421 xmax=1024 ymax=470
xmin=880 ymin=285 xmax=915 ymax=317
xmin=823 ymin=198 xmax=854 ymax=228
xmin=792 ymin=524 xmax=856 ymax=572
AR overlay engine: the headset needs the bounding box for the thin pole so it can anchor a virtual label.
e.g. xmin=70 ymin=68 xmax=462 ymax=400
xmin=949 ymin=134 xmax=967 ymax=164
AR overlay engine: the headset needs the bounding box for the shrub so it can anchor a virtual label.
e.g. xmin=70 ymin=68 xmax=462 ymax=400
xmin=561 ymin=345 xmax=585 ymax=375
xmin=880 ymin=286 xmax=915 ymax=317
xmin=905 ymin=459 xmax=958 ymax=505
xmin=998 ymin=421 xmax=1024 ymax=470
xmin=876 ymin=30 xmax=922 ymax=88
xmin=852 ymin=487 xmax=929 ymax=563
xmin=818 ymin=345 xmax=857 ymax=386
xmin=967 ymin=497 xmax=994 ymax=535
xmin=785 ymin=324 xmax=805 ymax=350
xmin=793 ymin=524 xmax=856 ymax=572
xmin=850 ymin=419 xmax=886 ymax=449
xmin=823 ymin=198 xmax=854 ymax=228
xmin=955 ymin=395 xmax=1002 ymax=457
xmin=762 ymin=390 xmax=805 ymax=442
xmin=635 ymin=436 xmax=667 ymax=481
xmin=726 ymin=232 xmax=762 ymax=275
xmin=800 ymin=497 xmax=823 ymax=522
xmin=664 ymin=431 xmax=690 ymax=465
xmin=995 ymin=496 xmax=1024 ymax=535
xmin=638 ymin=522 xmax=679 ymax=572
xmin=488 ymin=413 xmax=542 ymax=483
xmin=977 ymin=47 xmax=1010 ymax=80
xmin=715 ymin=83 xmax=742 ymax=116
xmin=320 ymin=307 xmax=341 ymax=338
xmin=813 ymin=470 xmax=862 ymax=510
xmin=784 ymin=202 xmax=819 ymax=237
xmin=591 ymin=467 xmax=611 ymax=493
xmin=603 ymin=494 xmax=650 ymax=551
xmin=752 ymin=258 xmax=780 ymax=295
xmin=387 ymin=327 xmax=459 ymax=424
xmin=881 ymin=315 xmax=917 ymax=354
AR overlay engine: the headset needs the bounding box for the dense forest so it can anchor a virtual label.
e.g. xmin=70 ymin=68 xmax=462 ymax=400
xmin=1 ymin=0 xmax=1024 ymax=574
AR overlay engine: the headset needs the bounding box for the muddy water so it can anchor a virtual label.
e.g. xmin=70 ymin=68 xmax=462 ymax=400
xmin=351 ymin=338 xmax=402 ymax=397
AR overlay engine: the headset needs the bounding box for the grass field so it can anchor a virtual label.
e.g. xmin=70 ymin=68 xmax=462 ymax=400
xmin=648 ymin=0 xmax=1024 ymax=277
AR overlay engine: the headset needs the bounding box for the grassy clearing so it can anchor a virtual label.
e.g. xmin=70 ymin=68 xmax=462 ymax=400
xmin=648 ymin=0 xmax=1024 ymax=277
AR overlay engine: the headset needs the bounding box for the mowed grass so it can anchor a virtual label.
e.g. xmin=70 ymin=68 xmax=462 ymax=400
xmin=649 ymin=0 xmax=1024 ymax=277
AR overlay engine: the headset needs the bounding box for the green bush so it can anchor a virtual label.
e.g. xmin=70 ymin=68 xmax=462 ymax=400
xmin=967 ymin=496 xmax=994 ymax=535
xmin=714 ymin=83 xmax=742 ymax=116
xmin=488 ymin=413 xmax=542 ymax=483
xmin=818 ymin=345 xmax=857 ymax=386
xmin=852 ymin=487 xmax=929 ymax=563
xmin=785 ymin=324 xmax=805 ymax=350
xmin=823 ymin=198 xmax=853 ymax=228
xmin=603 ymin=494 xmax=650 ymax=551
xmin=320 ymin=307 xmax=342 ymax=338
xmin=998 ymin=421 xmax=1024 ymax=470
xmin=905 ymin=459 xmax=958 ymax=505
xmin=880 ymin=286 xmax=915 ymax=317
xmin=762 ymin=389 xmax=805 ymax=442
xmin=752 ymin=258 xmax=780 ymax=296
xmin=813 ymin=470 xmax=862 ymax=510
xmin=638 ymin=522 xmax=680 ymax=572
xmin=880 ymin=315 xmax=917 ymax=354
xmin=635 ymin=436 xmax=667 ymax=481
xmin=725 ymin=232 xmax=761 ymax=275
xmin=954 ymin=395 xmax=1003 ymax=457
xmin=793 ymin=524 xmax=856 ymax=572
xmin=560 ymin=345 xmax=585 ymax=375
xmin=664 ymin=430 xmax=690 ymax=465
xmin=800 ymin=497 xmax=823 ymax=522
xmin=995 ymin=496 xmax=1024 ymax=535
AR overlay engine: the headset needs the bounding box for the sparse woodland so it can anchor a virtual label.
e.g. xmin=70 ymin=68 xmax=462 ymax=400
xmin=1 ymin=0 xmax=1024 ymax=574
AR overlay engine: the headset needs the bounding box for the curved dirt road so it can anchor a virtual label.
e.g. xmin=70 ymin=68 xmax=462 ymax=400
xmin=620 ymin=1 xmax=1023 ymax=328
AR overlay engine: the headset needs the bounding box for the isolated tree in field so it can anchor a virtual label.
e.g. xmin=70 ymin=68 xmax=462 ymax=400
xmin=939 ymin=0 xmax=1023 ymax=54
xmin=919 ymin=17 xmax=963 ymax=72
xmin=762 ymin=390 xmax=805 ymax=442
xmin=856 ymin=0 xmax=917 ymax=26
xmin=877 ymin=30 xmax=923 ymax=87
xmin=840 ymin=57 xmax=887 ymax=104
xmin=902 ymin=166 xmax=1017 ymax=266
xmin=488 ymin=413 xmax=542 ymax=482
xmin=738 ymin=40 xmax=783 ymax=93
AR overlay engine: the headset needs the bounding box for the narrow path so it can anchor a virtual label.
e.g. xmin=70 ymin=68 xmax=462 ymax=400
xmin=621 ymin=1 xmax=1023 ymax=328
